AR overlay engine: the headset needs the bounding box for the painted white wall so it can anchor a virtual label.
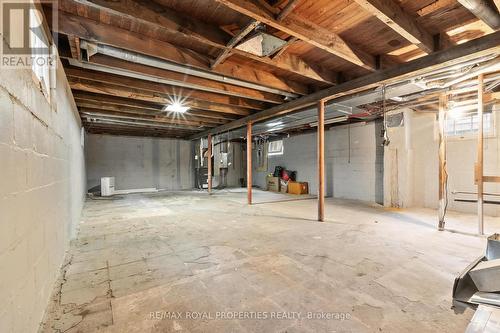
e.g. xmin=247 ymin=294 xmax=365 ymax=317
xmin=0 ymin=60 xmax=86 ymax=331
xmin=252 ymin=121 xmax=384 ymax=203
xmin=85 ymin=134 xmax=194 ymax=191
xmin=385 ymin=108 xmax=500 ymax=216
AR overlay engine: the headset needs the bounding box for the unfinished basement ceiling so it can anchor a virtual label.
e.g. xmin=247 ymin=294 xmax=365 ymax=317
xmin=42 ymin=0 xmax=500 ymax=138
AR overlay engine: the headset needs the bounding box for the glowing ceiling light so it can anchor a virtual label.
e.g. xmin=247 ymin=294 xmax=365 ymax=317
xmin=165 ymin=102 xmax=189 ymax=113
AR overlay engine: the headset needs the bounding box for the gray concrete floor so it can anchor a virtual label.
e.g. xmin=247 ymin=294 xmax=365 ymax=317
xmin=40 ymin=189 xmax=500 ymax=332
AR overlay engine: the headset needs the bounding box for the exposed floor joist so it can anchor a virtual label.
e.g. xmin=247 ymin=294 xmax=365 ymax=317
xmin=191 ymin=31 xmax=500 ymax=139
xmin=48 ymin=9 xmax=309 ymax=95
xmin=352 ymin=0 xmax=435 ymax=53
xmin=212 ymin=0 xmax=377 ymax=70
xmin=74 ymin=54 xmax=286 ymax=104
xmin=69 ymin=80 xmax=254 ymax=116
xmin=457 ymin=0 xmax=500 ymax=30
xmin=65 ymin=67 xmax=269 ymax=110
xmin=59 ymin=0 xmax=338 ymax=85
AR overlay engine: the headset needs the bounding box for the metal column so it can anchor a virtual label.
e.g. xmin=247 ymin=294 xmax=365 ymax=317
xmin=247 ymin=122 xmax=253 ymax=205
xmin=318 ymin=100 xmax=325 ymax=222
xmin=207 ymin=134 xmax=212 ymax=194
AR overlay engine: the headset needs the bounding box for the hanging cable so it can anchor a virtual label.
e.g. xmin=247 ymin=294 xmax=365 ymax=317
xmin=381 ymin=84 xmax=390 ymax=146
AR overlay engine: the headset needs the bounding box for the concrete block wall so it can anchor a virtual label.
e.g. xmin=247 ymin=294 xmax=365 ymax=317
xmin=85 ymin=134 xmax=194 ymax=191
xmin=252 ymin=121 xmax=384 ymax=203
xmin=0 ymin=61 xmax=86 ymax=332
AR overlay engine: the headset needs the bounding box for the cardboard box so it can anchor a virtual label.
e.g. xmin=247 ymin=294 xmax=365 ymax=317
xmin=266 ymin=176 xmax=280 ymax=192
xmin=288 ymin=181 xmax=308 ymax=195
xmin=280 ymin=179 xmax=288 ymax=193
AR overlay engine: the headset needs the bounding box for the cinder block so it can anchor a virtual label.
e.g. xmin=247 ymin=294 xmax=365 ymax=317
xmin=470 ymin=259 xmax=500 ymax=292
xmin=0 ymin=90 xmax=14 ymax=144
xmin=13 ymin=102 xmax=33 ymax=150
xmin=0 ymin=144 xmax=28 ymax=196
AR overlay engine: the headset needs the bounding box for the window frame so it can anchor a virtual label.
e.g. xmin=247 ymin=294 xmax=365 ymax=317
xmin=268 ymin=139 xmax=284 ymax=156
xmin=442 ymin=111 xmax=496 ymax=140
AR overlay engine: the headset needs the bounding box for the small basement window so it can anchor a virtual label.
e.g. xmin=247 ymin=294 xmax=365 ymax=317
xmin=445 ymin=112 xmax=493 ymax=137
xmin=268 ymin=140 xmax=284 ymax=156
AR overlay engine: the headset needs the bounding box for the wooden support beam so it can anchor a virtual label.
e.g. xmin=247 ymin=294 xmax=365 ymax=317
xmin=68 ymin=79 xmax=254 ymax=116
xmin=276 ymin=0 xmax=300 ymax=21
xmin=73 ymin=93 xmax=239 ymax=120
xmin=78 ymin=107 xmax=217 ymax=128
xmin=484 ymin=176 xmax=500 ymax=183
xmin=270 ymin=36 xmax=298 ymax=60
xmin=208 ymin=134 xmax=212 ymax=194
xmin=247 ymin=122 xmax=253 ymax=205
xmin=190 ymin=31 xmax=500 ymax=140
xmin=352 ymin=0 xmax=434 ymax=53
xmin=58 ymin=0 xmax=334 ymax=85
xmin=75 ymin=101 xmax=227 ymax=125
xmin=68 ymin=35 xmax=81 ymax=60
xmin=317 ymin=99 xmax=325 ymax=222
xmin=212 ymin=20 xmax=260 ymax=68
xmin=457 ymin=0 xmax=500 ymax=30
xmin=65 ymin=67 xmax=267 ymax=110
xmin=49 ymin=9 xmax=308 ymax=94
xmin=212 ymin=0 xmax=376 ymax=70
xmin=477 ymin=73 xmax=484 ymax=235
xmin=87 ymin=54 xmax=284 ymax=104
xmin=438 ymin=93 xmax=448 ymax=231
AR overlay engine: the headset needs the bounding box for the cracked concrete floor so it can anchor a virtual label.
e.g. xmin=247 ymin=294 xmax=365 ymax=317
xmin=40 ymin=189 xmax=500 ymax=332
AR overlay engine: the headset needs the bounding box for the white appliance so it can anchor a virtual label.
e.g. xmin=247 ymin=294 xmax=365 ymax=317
xmin=101 ymin=177 xmax=115 ymax=197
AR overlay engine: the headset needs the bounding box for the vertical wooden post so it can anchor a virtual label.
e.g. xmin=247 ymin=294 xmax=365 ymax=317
xmin=438 ymin=93 xmax=447 ymax=231
xmin=247 ymin=122 xmax=252 ymax=205
xmin=207 ymin=134 xmax=212 ymax=194
xmin=318 ymin=99 xmax=325 ymax=222
xmin=477 ymin=74 xmax=484 ymax=235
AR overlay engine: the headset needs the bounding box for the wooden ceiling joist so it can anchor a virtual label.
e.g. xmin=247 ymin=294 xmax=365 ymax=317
xmin=276 ymin=0 xmax=300 ymax=21
xmin=352 ymin=0 xmax=435 ymax=54
xmin=456 ymin=0 xmax=500 ymax=30
xmin=77 ymin=105 xmax=226 ymax=126
xmin=212 ymin=0 xmax=377 ymax=70
xmin=83 ymin=123 xmax=197 ymax=137
xmin=191 ymin=31 xmax=500 ymax=139
xmin=59 ymin=0 xmax=337 ymax=85
xmin=85 ymin=55 xmax=285 ymax=104
xmin=64 ymin=67 xmax=269 ymax=110
xmin=69 ymin=80 xmax=254 ymax=116
xmin=72 ymin=92 xmax=240 ymax=120
xmin=68 ymin=35 xmax=81 ymax=60
xmin=49 ymin=9 xmax=309 ymax=95
xmin=212 ymin=20 xmax=260 ymax=69
xmin=79 ymin=108 xmax=214 ymax=129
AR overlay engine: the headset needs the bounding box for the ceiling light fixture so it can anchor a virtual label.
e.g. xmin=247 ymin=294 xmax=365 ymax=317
xmin=165 ymin=102 xmax=189 ymax=113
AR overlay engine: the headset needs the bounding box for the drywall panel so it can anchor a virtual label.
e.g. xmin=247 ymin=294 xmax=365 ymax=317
xmin=0 ymin=61 xmax=85 ymax=332
xmin=85 ymin=134 xmax=193 ymax=191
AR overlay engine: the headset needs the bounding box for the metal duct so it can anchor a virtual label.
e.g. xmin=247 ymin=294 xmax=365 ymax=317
xmin=79 ymin=41 xmax=298 ymax=98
